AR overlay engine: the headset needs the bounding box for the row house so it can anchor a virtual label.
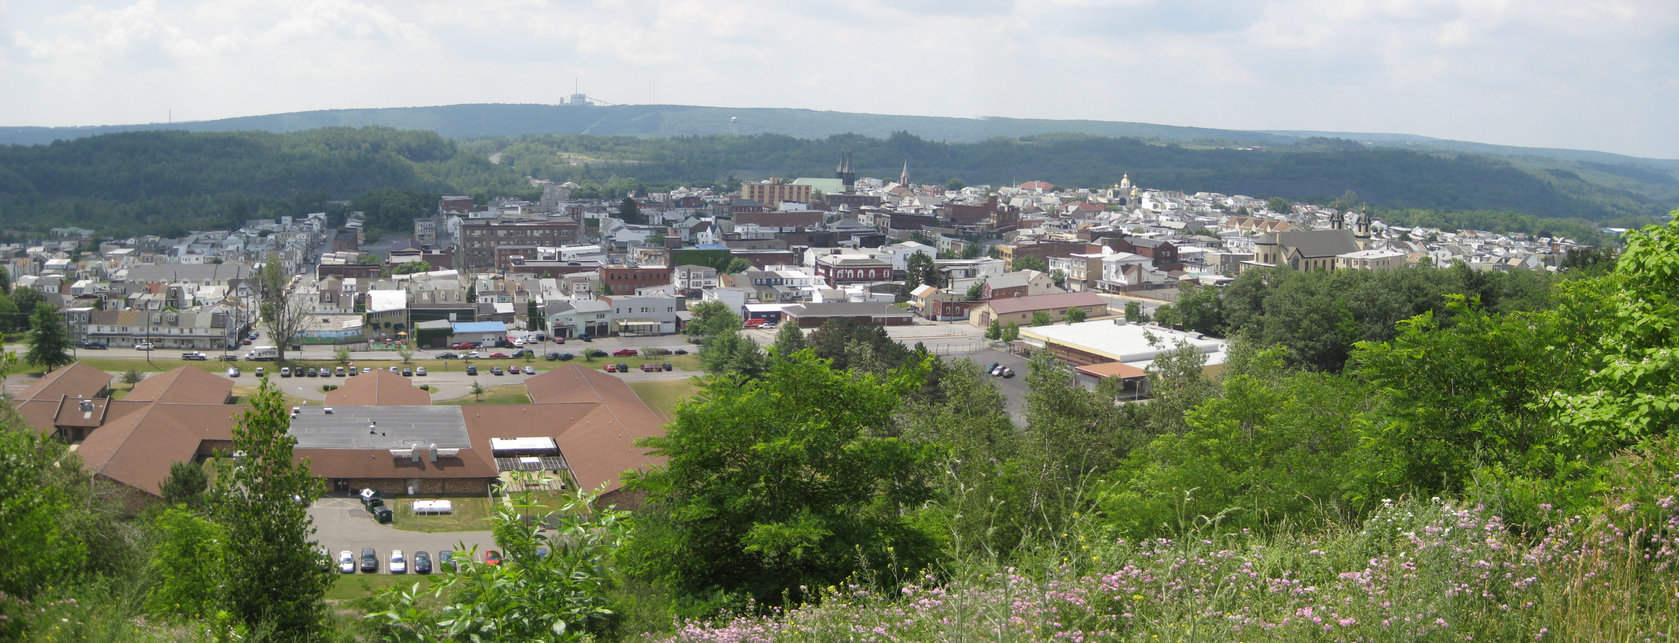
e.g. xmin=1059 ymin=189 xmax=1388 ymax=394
xmin=672 ymin=265 xmax=719 ymax=297
xmin=85 ymin=307 xmax=241 ymax=351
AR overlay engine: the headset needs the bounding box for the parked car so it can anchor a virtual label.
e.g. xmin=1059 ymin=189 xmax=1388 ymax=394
xmin=512 ymin=349 xmax=535 ymax=359
xmin=361 ymin=367 xmax=372 ymax=374
xmin=521 ymin=365 xmax=535 ymax=375
xmin=388 ymin=366 xmax=399 ymax=373
xmin=434 ymin=352 xmax=459 ymax=360
xmin=587 ymin=349 xmax=608 ymax=358
xmin=180 ymin=351 xmax=208 ymax=360
xmin=413 ymin=550 xmax=432 ymax=574
xmin=451 ymin=342 xmax=476 ymax=350
xmin=578 ymin=334 xmax=593 ymax=342
xmin=494 ymin=339 xmax=516 ymax=349
xmin=760 ymin=323 xmax=777 ymax=330
xmin=306 ymin=367 xmax=318 ymax=377
xmin=554 ymin=353 xmax=574 ymax=361
xmin=280 ymin=367 xmax=292 ymax=378
xmin=79 ymin=341 xmax=107 ymax=350
xmin=673 ymin=349 xmax=688 ymax=355
xmin=743 ymin=318 xmax=766 ymax=329
xmin=389 ymin=550 xmax=407 ymax=574
xmin=254 ymin=367 xmax=265 ymax=377
xmin=401 ymin=367 xmax=413 ymax=377
xmin=360 ymin=548 xmax=379 ymax=573
xmin=226 ymin=367 xmax=241 ymax=377
xmin=484 ymin=550 xmax=502 ymax=566
xmin=1002 ymin=368 xmax=1016 ymax=378
xmin=134 ymin=342 xmax=155 ymax=351
xmin=612 ymin=348 xmax=638 ymax=357
xmin=663 ymin=362 xmax=673 ymax=371
xmin=465 ymin=365 xmax=478 ymax=376
xmin=465 ymin=351 xmax=482 ymax=359
xmin=552 ymin=336 xmax=565 ymax=344
xmin=337 ymin=551 xmax=356 ymax=574
xmin=488 ymin=352 xmax=511 ymax=359
xmin=438 ymin=549 xmax=456 ymax=572
xmin=640 ymin=363 xmax=661 ymax=372
xmin=490 ymin=366 xmax=504 ymax=376
xmin=615 ymin=363 xmax=630 ymax=373
xmin=335 ymin=366 xmax=346 ymax=377
xmin=415 ymin=366 xmax=427 ymax=376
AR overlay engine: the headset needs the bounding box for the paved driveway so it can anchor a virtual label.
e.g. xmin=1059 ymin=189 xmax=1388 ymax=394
xmin=310 ymin=497 xmax=496 ymax=572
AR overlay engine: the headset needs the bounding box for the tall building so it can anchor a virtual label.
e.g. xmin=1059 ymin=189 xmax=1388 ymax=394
xmin=457 ymin=220 xmax=581 ymax=270
xmin=740 ymin=182 xmax=812 ymax=206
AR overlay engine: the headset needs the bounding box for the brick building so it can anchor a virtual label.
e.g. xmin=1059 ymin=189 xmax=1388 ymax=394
xmin=599 ymin=264 xmax=673 ymax=295
xmin=740 ymin=182 xmax=812 ymax=207
xmin=458 ymin=220 xmax=581 ymax=270
xmin=812 ymin=254 xmax=892 ymax=288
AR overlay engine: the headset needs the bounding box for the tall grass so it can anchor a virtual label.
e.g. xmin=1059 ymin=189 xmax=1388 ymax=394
xmin=659 ymin=498 xmax=1679 ymax=641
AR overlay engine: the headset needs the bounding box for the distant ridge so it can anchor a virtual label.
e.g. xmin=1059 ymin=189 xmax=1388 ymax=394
xmin=4 ymin=103 xmax=1675 ymax=169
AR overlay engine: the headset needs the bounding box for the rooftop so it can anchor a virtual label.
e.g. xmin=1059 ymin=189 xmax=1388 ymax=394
xmin=287 ymin=405 xmax=471 ymax=450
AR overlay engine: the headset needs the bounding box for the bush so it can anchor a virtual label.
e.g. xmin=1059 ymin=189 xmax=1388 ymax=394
xmin=320 ymin=384 xmax=338 ymax=392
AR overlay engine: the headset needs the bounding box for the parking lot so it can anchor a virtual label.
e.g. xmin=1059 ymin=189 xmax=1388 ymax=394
xmin=309 ymin=497 xmax=496 ymax=573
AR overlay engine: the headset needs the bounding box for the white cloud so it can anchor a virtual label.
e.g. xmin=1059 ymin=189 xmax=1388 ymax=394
xmin=0 ymin=0 xmax=1673 ymax=158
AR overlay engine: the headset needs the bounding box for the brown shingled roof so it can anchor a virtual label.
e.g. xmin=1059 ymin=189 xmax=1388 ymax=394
xmin=325 ymin=369 xmax=433 ymax=406
xmin=16 ymin=362 xmax=111 ymax=403
xmin=127 ymin=366 xmax=234 ymax=404
xmin=77 ymin=403 xmax=240 ymax=495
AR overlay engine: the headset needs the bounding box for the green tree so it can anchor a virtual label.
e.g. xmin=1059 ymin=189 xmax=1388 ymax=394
xmin=470 ymin=380 xmax=484 ymax=401
xmin=905 ymin=251 xmax=940 ymax=290
xmin=466 ymin=283 xmax=478 ymax=303
xmin=0 ymin=294 xmax=18 ymax=333
xmin=1124 ymin=300 xmax=1149 ymax=322
xmin=9 ymin=287 xmax=45 ymax=329
xmin=122 ymin=368 xmax=144 ymax=386
xmin=1172 ymin=282 xmax=1223 ymax=335
xmin=683 ymin=301 xmax=739 ymax=341
xmin=965 ymin=281 xmax=985 ymax=301
xmin=391 ymin=260 xmax=431 ymax=275
xmin=985 ymin=319 xmax=1002 ymax=340
xmin=624 ymin=352 xmax=940 ymax=607
xmin=1063 ymin=306 xmax=1088 ymax=323
xmin=369 ymin=476 xmax=628 ymax=641
xmin=160 ymin=460 xmax=208 ymax=508
xmin=1030 ymin=310 xmax=1053 ymax=326
xmin=211 ymin=379 xmax=333 ymax=639
xmin=333 ymin=347 xmax=351 ymax=366
xmin=1050 ymin=269 xmax=1067 ymax=290
xmin=1265 ymin=196 xmax=1292 ymax=214
xmin=257 ymin=254 xmax=309 ymax=362
xmin=619 ymin=197 xmax=643 ymax=224
xmin=0 ymin=419 xmax=86 ymax=602
xmin=24 ymin=305 xmax=73 ymax=371
xmin=527 ymin=299 xmax=545 ymax=332
xmin=396 ymin=344 xmax=414 ymax=365
xmin=770 ymin=323 xmax=807 ymax=358
xmin=1012 ymin=254 xmax=1048 ymax=273
xmin=1002 ymin=322 xmax=1020 ymax=342
xmin=145 ymin=507 xmax=225 ymax=620
xmin=946 ymin=177 xmax=965 ymax=191
xmin=698 ymin=329 xmax=765 ymax=378
xmin=725 ymin=257 xmax=753 ymax=274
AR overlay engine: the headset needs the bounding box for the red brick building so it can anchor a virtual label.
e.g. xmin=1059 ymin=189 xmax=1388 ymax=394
xmin=599 ymin=264 xmax=672 ymax=294
xmin=812 ymin=254 xmax=892 ymax=287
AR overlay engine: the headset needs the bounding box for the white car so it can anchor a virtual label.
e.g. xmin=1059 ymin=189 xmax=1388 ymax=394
xmin=134 ymin=342 xmax=154 ymax=351
xmin=337 ymin=550 xmax=356 ymax=574
xmin=389 ymin=549 xmax=407 ymax=574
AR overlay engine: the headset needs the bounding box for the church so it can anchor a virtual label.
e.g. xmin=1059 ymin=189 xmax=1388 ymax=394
xmin=1243 ymin=208 xmax=1373 ymax=273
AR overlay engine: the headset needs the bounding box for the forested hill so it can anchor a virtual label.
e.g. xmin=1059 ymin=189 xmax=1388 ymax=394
xmin=0 ymin=127 xmax=1673 ymax=239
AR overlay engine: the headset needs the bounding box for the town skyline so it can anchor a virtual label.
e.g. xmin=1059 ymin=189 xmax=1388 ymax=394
xmin=2 ymin=0 xmax=1675 ymax=159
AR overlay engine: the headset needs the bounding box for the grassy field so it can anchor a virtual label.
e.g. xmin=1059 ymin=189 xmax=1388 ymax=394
xmin=390 ymin=497 xmax=494 ymax=532
xmin=627 ymin=379 xmax=700 ymax=421
xmin=436 ymin=383 xmax=531 ymax=406
xmin=325 ymin=573 xmax=437 ymax=602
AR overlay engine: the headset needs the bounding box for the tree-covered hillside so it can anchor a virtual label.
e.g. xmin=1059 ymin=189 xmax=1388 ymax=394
xmin=0 ymin=127 xmax=1671 ymax=240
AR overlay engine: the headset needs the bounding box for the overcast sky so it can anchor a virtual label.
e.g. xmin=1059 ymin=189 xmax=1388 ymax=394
xmin=3 ymin=0 xmax=1675 ymax=159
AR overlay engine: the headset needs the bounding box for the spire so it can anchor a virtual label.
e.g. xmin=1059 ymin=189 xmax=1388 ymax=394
xmin=835 ymin=149 xmax=856 ymax=193
xmin=900 ymin=160 xmax=909 ymax=187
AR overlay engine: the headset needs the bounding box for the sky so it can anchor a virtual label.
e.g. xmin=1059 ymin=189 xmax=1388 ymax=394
xmin=2 ymin=0 xmax=1676 ymax=159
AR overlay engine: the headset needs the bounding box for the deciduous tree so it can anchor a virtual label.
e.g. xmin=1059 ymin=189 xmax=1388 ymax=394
xmin=211 ymin=379 xmax=333 ymax=639
xmin=257 ymin=255 xmax=310 ymax=363
xmin=24 ymin=305 xmax=73 ymax=371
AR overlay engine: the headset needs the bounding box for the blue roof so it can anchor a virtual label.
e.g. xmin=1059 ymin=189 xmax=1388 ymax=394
xmin=451 ymin=321 xmax=507 ymax=334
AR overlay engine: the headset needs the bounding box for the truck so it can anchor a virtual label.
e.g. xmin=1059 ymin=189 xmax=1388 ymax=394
xmin=243 ymin=345 xmax=279 ymax=361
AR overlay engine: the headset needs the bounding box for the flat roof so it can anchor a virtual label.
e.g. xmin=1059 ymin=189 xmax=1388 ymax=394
xmin=288 ymin=405 xmax=471 ymax=450
xmin=1022 ymin=320 xmax=1227 ymax=364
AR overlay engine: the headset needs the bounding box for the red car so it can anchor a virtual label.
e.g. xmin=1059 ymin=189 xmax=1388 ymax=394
xmin=743 ymin=318 xmax=766 ymax=328
xmin=612 ymin=348 xmax=638 ymax=357
xmin=452 ymin=342 xmax=476 ymax=349
xmin=488 ymin=352 xmax=511 ymax=359
xmin=484 ymin=550 xmax=502 ymax=566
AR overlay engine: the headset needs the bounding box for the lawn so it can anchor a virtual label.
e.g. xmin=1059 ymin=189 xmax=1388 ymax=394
xmin=436 ymin=383 xmax=531 ymax=406
xmin=627 ymin=379 xmax=699 ymax=421
xmin=390 ymin=497 xmax=494 ymax=532
xmin=325 ymin=573 xmax=437 ymax=602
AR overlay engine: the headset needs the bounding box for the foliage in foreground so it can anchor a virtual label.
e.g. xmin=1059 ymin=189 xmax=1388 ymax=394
xmin=664 ymin=496 xmax=1679 ymax=642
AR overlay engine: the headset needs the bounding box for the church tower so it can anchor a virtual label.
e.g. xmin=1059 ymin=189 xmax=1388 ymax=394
xmin=836 ymin=149 xmax=856 ymax=194
xmin=1355 ymin=206 xmax=1372 ymax=249
xmin=1330 ymin=208 xmax=1347 ymax=231
xmin=899 ymin=160 xmax=910 ymax=187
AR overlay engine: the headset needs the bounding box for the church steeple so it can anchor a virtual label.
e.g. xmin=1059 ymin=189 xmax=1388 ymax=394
xmin=1355 ymin=206 xmax=1372 ymax=249
xmin=836 ymin=149 xmax=856 ymax=193
xmin=900 ymin=160 xmax=909 ymax=187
